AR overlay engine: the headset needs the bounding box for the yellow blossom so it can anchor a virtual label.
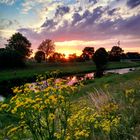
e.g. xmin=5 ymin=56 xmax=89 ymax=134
xmin=48 ymin=113 xmax=55 ymax=121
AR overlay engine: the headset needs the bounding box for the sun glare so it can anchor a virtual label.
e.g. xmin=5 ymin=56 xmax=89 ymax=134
xmin=58 ymin=50 xmax=81 ymax=59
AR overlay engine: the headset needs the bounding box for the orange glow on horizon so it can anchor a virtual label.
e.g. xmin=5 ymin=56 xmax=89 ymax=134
xmin=30 ymin=48 xmax=82 ymax=58
xmin=57 ymin=50 xmax=81 ymax=58
xmin=30 ymin=40 xmax=140 ymax=58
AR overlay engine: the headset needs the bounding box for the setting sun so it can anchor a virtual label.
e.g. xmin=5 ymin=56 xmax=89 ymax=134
xmin=55 ymin=41 xmax=82 ymax=58
xmin=0 ymin=0 xmax=140 ymax=139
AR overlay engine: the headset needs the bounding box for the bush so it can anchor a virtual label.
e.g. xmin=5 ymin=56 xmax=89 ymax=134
xmin=93 ymin=48 xmax=108 ymax=77
xmin=0 ymin=49 xmax=25 ymax=69
xmin=0 ymin=74 xmax=122 ymax=140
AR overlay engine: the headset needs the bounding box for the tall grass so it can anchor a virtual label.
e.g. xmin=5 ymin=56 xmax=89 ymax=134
xmin=0 ymin=70 xmax=140 ymax=139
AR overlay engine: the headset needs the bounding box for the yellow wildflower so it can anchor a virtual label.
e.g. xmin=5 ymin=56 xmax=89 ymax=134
xmin=11 ymin=107 xmax=17 ymax=114
xmin=125 ymin=88 xmax=135 ymax=98
xmin=1 ymin=103 xmax=8 ymax=109
xmin=48 ymin=113 xmax=55 ymax=121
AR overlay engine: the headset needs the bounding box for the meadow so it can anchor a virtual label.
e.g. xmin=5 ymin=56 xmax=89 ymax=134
xmin=0 ymin=61 xmax=140 ymax=82
xmin=0 ymin=68 xmax=140 ymax=140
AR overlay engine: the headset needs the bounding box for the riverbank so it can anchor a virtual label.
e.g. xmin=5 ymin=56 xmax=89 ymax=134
xmin=0 ymin=61 xmax=140 ymax=82
xmin=73 ymin=69 xmax=140 ymax=139
xmin=0 ymin=69 xmax=140 ymax=139
xmin=0 ymin=61 xmax=140 ymax=97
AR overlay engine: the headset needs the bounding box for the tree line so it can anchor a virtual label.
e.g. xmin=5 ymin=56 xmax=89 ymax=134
xmin=0 ymin=33 xmax=32 ymax=68
xmin=0 ymin=32 xmax=140 ymax=70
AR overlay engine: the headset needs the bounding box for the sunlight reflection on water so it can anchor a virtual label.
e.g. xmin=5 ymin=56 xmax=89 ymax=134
xmin=0 ymin=67 xmax=136 ymax=100
xmin=17 ymin=67 xmax=137 ymax=92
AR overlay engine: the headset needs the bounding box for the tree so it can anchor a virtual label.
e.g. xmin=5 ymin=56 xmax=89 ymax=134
xmin=6 ymin=32 xmax=32 ymax=59
xmin=82 ymin=47 xmax=94 ymax=59
xmin=38 ymin=39 xmax=55 ymax=60
xmin=126 ymin=52 xmax=140 ymax=60
xmin=93 ymin=48 xmax=108 ymax=77
xmin=80 ymin=47 xmax=94 ymax=61
xmin=0 ymin=48 xmax=25 ymax=69
xmin=109 ymin=46 xmax=124 ymax=61
xmin=68 ymin=53 xmax=77 ymax=62
xmin=48 ymin=52 xmax=66 ymax=62
xmin=34 ymin=51 xmax=45 ymax=63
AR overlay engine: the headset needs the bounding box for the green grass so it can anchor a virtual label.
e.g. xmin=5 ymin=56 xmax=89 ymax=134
xmin=78 ymin=68 xmax=140 ymax=96
xmin=0 ymin=61 xmax=140 ymax=82
xmin=0 ymin=69 xmax=140 ymax=139
xmin=75 ymin=69 xmax=140 ymax=139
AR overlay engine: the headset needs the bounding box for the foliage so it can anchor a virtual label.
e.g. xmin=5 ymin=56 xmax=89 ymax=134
xmin=0 ymin=70 xmax=140 ymax=139
xmin=48 ymin=52 xmax=65 ymax=63
xmin=68 ymin=53 xmax=77 ymax=62
xmin=79 ymin=69 xmax=140 ymax=139
xmin=93 ymin=48 xmax=108 ymax=77
xmin=81 ymin=47 xmax=94 ymax=61
xmin=0 ymin=73 xmax=79 ymax=139
xmin=38 ymin=39 xmax=55 ymax=60
xmin=34 ymin=51 xmax=45 ymax=63
xmin=109 ymin=46 xmax=124 ymax=61
xmin=0 ymin=79 xmax=121 ymax=140
xmin=126 ymin=52 xmax=140 ymax=60
xmin=0 ymin=48 xmax=25 ymax=69
xmin=6 ymin=32 xmax=32 ymax=59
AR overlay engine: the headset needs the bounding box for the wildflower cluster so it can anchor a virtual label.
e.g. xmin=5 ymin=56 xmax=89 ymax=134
xmin=67 ymin=101 xmax=121 ymax=140
xmin=97 ymin=102 xmax=121 ymax=133
xmin=0 ymin=75 xmax=78 ymax=140
xmin=0 ymin=72 xmax=124 ymax=140
xmin=124 ymin=88 xmax=136 ymax=104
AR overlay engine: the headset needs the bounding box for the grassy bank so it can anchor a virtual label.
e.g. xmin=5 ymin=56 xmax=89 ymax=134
xmin=74 ymin=69 xmax=140 ymax=139
xmin=0 ymin=61 xmax=140 ymax=82
xmin=0 ymin=69 xmax=140 ymax=139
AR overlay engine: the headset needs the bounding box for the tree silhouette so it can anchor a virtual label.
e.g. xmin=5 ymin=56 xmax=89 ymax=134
xmin=109 ymin=46 xmax=124 ymax=61
xmin=34 ymin=51 xmax=45 ymax=63
xmin=82 ymin=47 xmax=94 ymax=58
xmin=0 ymin=48 xmax=25 ymax=68
xmin=68 ymin=53 xmax=77 ymax=62
xmin=48 ymin=52 xmax=64 ymax=62
xmin=38 ymin=39 xmax=55 ymax=61
xmin=6 ymin=32 xmax=32 ymax=59
xmin=93 ymin=48 xmax=108 ymax=77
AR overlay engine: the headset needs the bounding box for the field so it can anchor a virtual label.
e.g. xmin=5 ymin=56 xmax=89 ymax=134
xmin=0 ymin=68 xmax=140 ymax=139
xmin=0 ymin=61 xmax=140 ymax=82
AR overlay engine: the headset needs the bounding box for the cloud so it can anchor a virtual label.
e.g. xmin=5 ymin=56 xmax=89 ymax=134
xmin=107 ymin=8 xmax=117 ymax=16
xmin=55 ymin=6 xmax=70 ymax=17
xmin=0 ymin=0 xmax=16 ymax=5
xmin=41 ymin=19 xmax=57 ymax=29
xmin=118 ymin=14 xmax=140 ymax=36
xmin=0 ymin=19 xmax=20 ymax=29
xmin=0 ymin=29 xmax=16 ymax=47
xmin=127 ymin=0 xmax=140 ymax=8
xmin=1 ymin=0 xmax=137 ymax=52
xmin=72 ymin=12 xmax=82 ymax=26
xmin=18 ymin=1 xmax=140 ymax=43
xmin=21 ymin=0 xmax=63 ymax=14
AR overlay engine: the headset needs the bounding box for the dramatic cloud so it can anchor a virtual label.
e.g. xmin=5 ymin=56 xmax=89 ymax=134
xmin=107 ymin=8 xmax=117 ymax=16
xmin=127 ymin=0 xmax=140 ymax=9
xmin=18 ymin=0 xmax=140 ymax=45
xmin=41 ymin=19 xmax=57 ymax=29
xmin=0 ymin=0 xmax=140 ymax=52
xmin=55 ymin=6 xmax=70 ymax=17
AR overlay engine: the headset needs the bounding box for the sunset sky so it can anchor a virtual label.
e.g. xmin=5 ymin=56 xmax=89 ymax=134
xmin=0 ymin=0 xmax=140 ymax=56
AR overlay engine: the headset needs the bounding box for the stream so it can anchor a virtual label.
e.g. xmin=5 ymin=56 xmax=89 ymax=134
xmin=0 ymin=67 xmax=136 ymax=101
